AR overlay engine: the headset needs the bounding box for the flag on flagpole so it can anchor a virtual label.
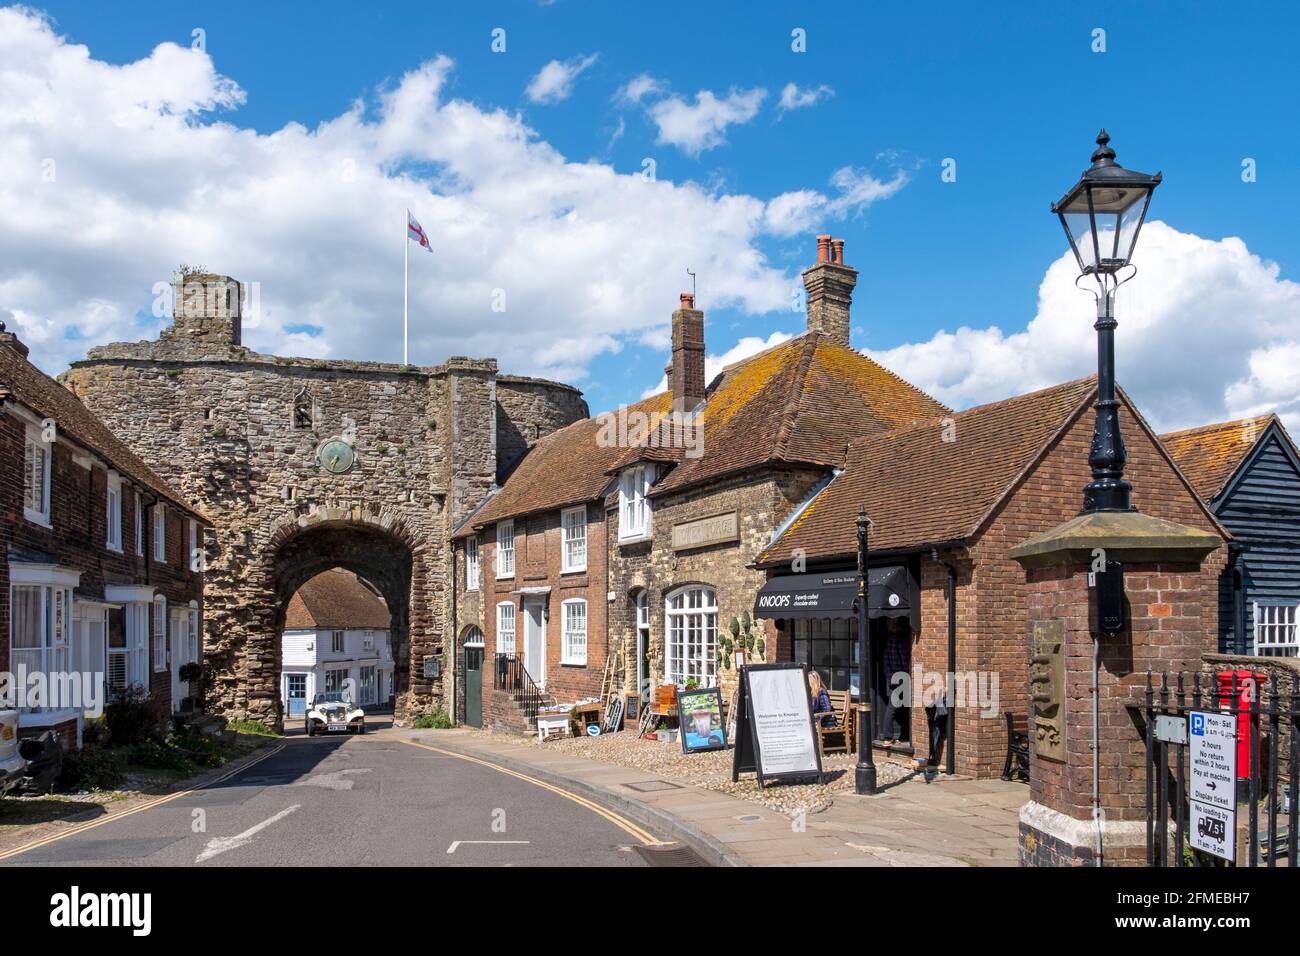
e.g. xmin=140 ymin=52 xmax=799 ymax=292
xmin=407 ymin=212 xmax=433 ymax=252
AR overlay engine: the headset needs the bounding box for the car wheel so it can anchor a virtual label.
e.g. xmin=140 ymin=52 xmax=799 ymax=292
xmin=305 ymin=721 xmax=312 ymax=736
xmin=358 ymin=723 xmax=365 ymax=735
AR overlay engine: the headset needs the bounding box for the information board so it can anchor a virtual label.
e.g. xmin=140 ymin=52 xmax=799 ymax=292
xmin=1188 ymin=710 xmax=1237 ymax=862
xmin=731 ymin=663 xmax=822 ymax=787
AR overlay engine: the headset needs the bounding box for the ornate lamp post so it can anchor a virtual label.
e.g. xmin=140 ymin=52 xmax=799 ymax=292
xmin=854 ymin=505 xmax=876 ymax=795
xmin=1051 ymin=129 xmax=1161 ymax=513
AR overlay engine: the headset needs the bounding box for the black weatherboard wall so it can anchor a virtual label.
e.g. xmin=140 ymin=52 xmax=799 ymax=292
xmin=1212 ymin=422 xmax=1300 ymax=654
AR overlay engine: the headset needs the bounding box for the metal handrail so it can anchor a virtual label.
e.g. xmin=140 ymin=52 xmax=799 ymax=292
xmin=494 ymin=653 xmax=543 ymax=725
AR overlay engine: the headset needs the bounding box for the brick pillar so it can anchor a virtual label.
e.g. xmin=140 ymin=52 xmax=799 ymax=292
xmin=1009 ymin=511 xmax=1223 ymax=867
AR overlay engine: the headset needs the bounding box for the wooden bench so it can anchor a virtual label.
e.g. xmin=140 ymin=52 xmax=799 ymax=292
xmin=815 ymin=690 xmax=853 ymax=755
xmin=1002 ymin=711 xmax=1030 ymax=781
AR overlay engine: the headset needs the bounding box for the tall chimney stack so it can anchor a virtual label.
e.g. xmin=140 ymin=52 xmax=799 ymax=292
xmin=802 ymin=235 xmax=858 ymax=346
xmin=670 ymin=292 xmax=706 ymax=414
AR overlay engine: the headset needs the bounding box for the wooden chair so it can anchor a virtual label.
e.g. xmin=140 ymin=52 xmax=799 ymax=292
xmin=815 ymin=690 xmax=853 ymax=755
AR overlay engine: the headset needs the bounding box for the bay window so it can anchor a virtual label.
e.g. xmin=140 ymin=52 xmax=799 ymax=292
xmin=561 ymin=506 xmax=587 ymax=572
xmin=618 ymin=465 xmax=653 ymax=540
xmin=7 ymin=564 xmax=80 ymax=711
xmin=496 ymin=520 xmax=515 ymax=578
xmin=562 ymin=599 xmax=588 ymax=665
xmin=665 ymin=586 xmax=718 ymax=687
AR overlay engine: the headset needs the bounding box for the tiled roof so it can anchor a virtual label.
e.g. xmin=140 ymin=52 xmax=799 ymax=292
xmin=0 ymin=343 xmax=207 ymax=521
xmin=758 ymin=377 xmax=1099 ymax=565
xmin=460 ymin=332 xmax=949 ymax=534
xmin=462 ymin=391 xmax=674 ymax=534
xmin=1159 ymin=415 xmax=1278 ymax=502
xmin=653 ymin=334 xmax=950 ymax=495
xmin=283 ymin=569 xmax=391 ymax=630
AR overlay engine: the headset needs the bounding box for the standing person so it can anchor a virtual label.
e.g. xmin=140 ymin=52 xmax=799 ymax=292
xmin=881 ymin=618 xmax=911 ymax=746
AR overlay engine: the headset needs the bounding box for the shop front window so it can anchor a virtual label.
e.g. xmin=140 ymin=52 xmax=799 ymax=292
xmin=665 ymin=586 xmax=717 ymax=687
xmin=791 ymin=618 xmax=859 ymax=695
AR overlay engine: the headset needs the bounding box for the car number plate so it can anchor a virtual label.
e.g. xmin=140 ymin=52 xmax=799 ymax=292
xmin=327 ymin=723 xmax=347 ymax=732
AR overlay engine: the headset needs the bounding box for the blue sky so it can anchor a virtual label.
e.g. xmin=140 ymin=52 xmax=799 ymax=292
xmin=4 ymin=1 xmax=1299 ymax=427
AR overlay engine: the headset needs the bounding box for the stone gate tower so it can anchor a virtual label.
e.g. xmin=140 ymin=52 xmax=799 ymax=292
xmin=64 ymin=273 xmax=587 ymax=728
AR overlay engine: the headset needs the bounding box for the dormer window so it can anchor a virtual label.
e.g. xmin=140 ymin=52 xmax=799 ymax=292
xmin=618 ymin=465 xmax=654 ymax=541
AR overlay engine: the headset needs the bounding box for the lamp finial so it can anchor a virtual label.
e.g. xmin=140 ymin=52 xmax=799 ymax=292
xmin=1091 ymin=128 xmax=1116 ymax=166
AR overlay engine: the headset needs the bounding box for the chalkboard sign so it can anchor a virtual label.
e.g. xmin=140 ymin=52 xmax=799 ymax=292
xmin=731 ymin=663 xmax=822 ymax=787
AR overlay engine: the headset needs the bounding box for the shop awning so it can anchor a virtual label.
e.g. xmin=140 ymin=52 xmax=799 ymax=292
xmin=753 ymin=567 xmax=916 ymax=622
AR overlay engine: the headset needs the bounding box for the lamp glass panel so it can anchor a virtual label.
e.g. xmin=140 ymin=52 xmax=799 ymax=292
xmin=1115 ymin=197 xmax=1148 ymax=266
xmin=1063 ymin=209 xmax=1097 ymax=270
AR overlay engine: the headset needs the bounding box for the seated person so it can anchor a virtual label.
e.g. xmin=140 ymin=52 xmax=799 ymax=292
xmin=808 ymin=670 xmax=837 ymax=728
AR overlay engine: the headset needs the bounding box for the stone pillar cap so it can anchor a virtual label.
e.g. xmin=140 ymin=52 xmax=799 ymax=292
xmin=1009 ymin=510 xmax=1224 ymax=568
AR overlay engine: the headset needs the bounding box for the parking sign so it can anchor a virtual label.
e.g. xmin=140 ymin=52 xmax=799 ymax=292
xmin=1188 ymin=710 xmax=1237 ymax=862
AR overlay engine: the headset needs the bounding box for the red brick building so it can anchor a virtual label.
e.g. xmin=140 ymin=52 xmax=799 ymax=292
xmin=758 ymin=378 xmax=1227 ymax=777
xmin=1 ymin=325 xmax=208 ymax=749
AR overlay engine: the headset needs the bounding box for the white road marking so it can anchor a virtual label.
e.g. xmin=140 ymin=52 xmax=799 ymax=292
xmin=446 ymin=840 xmax=530 ymax=854
xmin=196 ymin=805 xmax=301 ymax=863
xmin=292 ymin=768 xmax=372 ymax=790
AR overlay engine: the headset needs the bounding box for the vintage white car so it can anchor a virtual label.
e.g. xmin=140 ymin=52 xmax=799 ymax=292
xmin=304 ymin=692 xmax=366 ymax=736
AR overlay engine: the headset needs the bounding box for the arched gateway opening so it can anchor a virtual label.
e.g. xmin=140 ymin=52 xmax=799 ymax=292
xmin=258 ymin=512 xmax=418 ymax=730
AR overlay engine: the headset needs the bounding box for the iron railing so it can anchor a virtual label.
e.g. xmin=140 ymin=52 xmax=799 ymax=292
xmin=1143 ymin=669 xmax=1297 ymax=867
xmin=494 ymin=653 xmax=544 ymax=726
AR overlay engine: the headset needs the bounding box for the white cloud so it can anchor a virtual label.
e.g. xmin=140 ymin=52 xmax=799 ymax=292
xmin=868 ymin=221 xmax=1300 ymax=432
xmin=777 ymin=82 xmax=833 ymax=112
xmin=640 ymin=331 xmax=793 ymax=399
xmin=0 ymin=10 xmax=858 ymax=384
xmin=762 ymin=168 xmax=908 ymax=237
xmin=525 ymin=53 xmax=599 ymax=104
xmin=615 ymin=73 xmax=665 ymax=105
xmin=648 ymin=87 xmax=767 ymax=156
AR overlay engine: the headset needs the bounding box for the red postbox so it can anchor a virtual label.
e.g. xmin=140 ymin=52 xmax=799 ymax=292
xmin=1216 ymin=669 xmax=1263 ymax=778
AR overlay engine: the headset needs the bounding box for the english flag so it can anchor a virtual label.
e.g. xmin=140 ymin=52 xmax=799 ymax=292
xmin=407 ymin=211 xmax=432 ymax=252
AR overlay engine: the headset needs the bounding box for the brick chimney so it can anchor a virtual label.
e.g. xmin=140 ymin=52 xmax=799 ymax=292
xmin=801 ymin=234 xmax=857 ymax=346
xmin=669 ymin=292 xmax=705 ymax=413
xmin=0 ymin=318 xmax=29 ymax=359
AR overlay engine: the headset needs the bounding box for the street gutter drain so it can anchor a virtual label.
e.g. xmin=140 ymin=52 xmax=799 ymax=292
xmin=623 ymin=780 xmax=684 ymax=792
xmin=633 ymin=842 xmax=709 ymax=867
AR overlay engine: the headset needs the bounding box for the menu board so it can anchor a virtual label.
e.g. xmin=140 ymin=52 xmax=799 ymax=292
xmin=732 ymin=663 xmax=823 ymax=786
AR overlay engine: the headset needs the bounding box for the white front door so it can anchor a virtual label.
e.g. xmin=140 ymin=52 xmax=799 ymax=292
xmin=524 ymin=599 xmax=546 ymax=689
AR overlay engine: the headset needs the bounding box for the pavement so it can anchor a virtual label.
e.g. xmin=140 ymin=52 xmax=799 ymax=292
xmin=408 ymin=728 xmax=1027 ymax=866
xmin=0 ymin=719 xmax=670 ymax=867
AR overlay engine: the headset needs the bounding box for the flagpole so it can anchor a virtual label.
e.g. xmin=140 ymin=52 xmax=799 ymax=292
xmin=403 ymin=210 xmax=409 ymax=365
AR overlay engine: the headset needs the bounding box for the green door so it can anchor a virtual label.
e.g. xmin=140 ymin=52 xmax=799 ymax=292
xmin=465 ymin=645 xmax=484 ymax=728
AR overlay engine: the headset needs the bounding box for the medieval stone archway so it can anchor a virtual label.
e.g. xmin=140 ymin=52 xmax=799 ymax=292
xmin=64 ymin=274 xmax=589 ymax=728
xmin=267 ymin=512 xmax=417 ymax=722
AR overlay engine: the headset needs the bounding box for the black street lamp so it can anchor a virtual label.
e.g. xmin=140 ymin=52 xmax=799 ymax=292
xmin=1052 ymin=129 xmax=1161 ymax=513
xmin=854 ymin=505 xmax=876 ymax=795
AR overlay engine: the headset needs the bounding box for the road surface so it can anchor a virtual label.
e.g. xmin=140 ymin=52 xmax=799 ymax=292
xmin=1 ymin=721 xmax=659 ymax=867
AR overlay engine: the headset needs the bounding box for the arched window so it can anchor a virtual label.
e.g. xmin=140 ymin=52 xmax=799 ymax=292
xmin=664 ymin=586 xmax=717 ymax=687
xmin=463 ymin=626 xmax=484 ymax=647
xmin=292 ymin=387 xmax=314 ymax=430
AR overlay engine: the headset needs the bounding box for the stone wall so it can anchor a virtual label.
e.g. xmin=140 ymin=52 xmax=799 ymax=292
xmin=63 ymin=300 xmax=585 ymax=730
xmin=607 ymin=465 xmax=825 ymax=703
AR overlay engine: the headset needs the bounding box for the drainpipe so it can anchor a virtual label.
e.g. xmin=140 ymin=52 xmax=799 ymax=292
xmin=450 ymin=540 xmax=458 ymax=725
xmin=1092 ymin=633 xmax=1103 ymax=867
xmin=1229 ymin=546 xmax=1247 ymax=655
xmin=931 ymin=548 xmax=958 ymax=775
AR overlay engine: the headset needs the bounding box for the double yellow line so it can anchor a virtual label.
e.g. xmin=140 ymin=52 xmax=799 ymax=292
xmin=0 ymin=742 xmax=286 ymax=863
xmin=400 ymin=738 xmax=665 ymax=846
